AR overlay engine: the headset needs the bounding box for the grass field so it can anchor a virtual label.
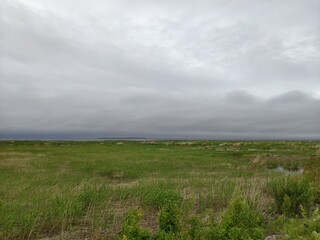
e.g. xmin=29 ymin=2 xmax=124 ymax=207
xmin=0 ymin=140 xmax=319 ymax=239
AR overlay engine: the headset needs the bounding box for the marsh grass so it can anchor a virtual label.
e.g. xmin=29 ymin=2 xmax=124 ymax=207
xmin=0 ymin=140 xmax=318 ymax=239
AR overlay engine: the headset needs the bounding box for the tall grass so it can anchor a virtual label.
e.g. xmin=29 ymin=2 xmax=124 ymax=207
xmin=0 ymin=140 xmax=319 ymax=239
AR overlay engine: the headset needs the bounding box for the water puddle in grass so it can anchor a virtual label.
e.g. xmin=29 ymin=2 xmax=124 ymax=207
xmin=274 ymin=166 xmax=304 ymax=174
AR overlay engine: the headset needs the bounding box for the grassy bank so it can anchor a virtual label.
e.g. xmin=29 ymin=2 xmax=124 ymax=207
xmin=0 ymin=140 xmax=319 ymax=239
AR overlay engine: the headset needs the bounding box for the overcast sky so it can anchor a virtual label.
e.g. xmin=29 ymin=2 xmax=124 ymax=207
xmin=0 ymin=0 xmax=319 ymax=139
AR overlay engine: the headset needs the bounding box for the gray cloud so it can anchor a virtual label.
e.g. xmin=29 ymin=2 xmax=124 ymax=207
xmin=0 ymin=0 xmax=319 ymax=139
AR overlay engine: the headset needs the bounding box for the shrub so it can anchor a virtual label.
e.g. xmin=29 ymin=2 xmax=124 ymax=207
xmin=305 ymin=154 xmax=320 ymax=184
xmin=118 ymin=197 xmax=266 ymax=240
xmin=216 ymin=196 xmax=265 ymax=240
xmin=117 ymin=208 xmax=152 ymax=240
xmin=269 ymin=175 xmax=315 ymax=217
xmin=153 ymin=230 xmax=180 ymax=240
xmin=282 ymin=207 xmax=320 ymax=239
xmin=158 ymin=200 xmax=181 ymax=233
xmin=188 ymin=216 xmax=205 ymax=240
xmin=305 ymin=154 xmax=320 ymax=204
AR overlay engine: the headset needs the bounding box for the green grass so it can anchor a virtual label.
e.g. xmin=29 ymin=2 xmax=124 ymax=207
xmin=0 ymin=140 xmax=319 ymax=239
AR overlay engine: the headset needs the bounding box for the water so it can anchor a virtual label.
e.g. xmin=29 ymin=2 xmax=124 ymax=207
xmin=275 ymin=166 xmax=304 ymax=174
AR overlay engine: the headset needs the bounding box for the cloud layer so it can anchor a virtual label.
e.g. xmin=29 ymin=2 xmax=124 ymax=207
xmin=1 ymin=0 xmax=319 ymax=139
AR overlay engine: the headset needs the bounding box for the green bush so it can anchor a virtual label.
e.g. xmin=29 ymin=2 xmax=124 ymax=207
xmin=158 ymin=200 xmax=181 ymax=233
xmin=117 ymin=208 xmax=152 ymax=240
xmin=269 ymin=176 xmax=315 ymax=217
xmin=216 ymin=197 xmax=265 ymax=240
xmin=153 ymin=231 xmax=181 ymax=240
xmin=305 ymin=154 xmax=320 ymax=204
xmin=305 ymin=155 xmax=320 ymax=184
xmin=282 ymin=207 xmax=320 ymax=239
xmin=118 ymin=197 xmax=265 ymax=240
xmin=187 ymin=216 xmax=205 ymax=240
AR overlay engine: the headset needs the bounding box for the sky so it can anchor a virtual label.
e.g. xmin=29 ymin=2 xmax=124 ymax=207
xmin=0 ymin=0 xmax=319 ymax=139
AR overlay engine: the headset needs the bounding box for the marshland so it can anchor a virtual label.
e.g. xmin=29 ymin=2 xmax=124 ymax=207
xmin=0 ymin=140 xmax=319 ymax=239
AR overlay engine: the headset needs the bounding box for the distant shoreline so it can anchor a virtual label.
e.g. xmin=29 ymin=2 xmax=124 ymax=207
xmin=0 ymin=137 xmax=319 ymax=141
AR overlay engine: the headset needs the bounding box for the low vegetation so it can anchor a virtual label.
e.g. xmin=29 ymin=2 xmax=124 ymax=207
xmin=118 ymin=196 xmax=264 ymax=240
xmin=269 ymin=175 xmax=315 ymax=217
xmin=0 ymin=140 xmax=319 ymax=239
